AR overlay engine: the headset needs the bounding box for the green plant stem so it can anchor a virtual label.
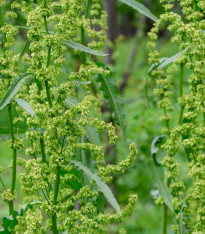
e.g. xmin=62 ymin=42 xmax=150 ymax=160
xmin=0 ymin=176 xmax=6 ymax=190
xmin=81 ymin=0 xmax=91 ymax=64
xmin=178 ymin=64 xmax=184 ymax=125
xmin=162 ymin=204 xmax=168 ymax=234
xmin=40 ymin=138 xmax=47 ymax=164
xmin=8 ymin=104 xmax=17 ymax=216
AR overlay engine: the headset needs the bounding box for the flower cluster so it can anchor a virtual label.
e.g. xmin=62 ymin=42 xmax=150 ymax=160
xmin=148 ymin=0 xmax=205 ymax=231
xmin=0 ymin=0 xmax=138 ymax=233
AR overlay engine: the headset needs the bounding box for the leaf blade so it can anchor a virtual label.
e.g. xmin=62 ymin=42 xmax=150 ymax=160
xmin=151 ymin=136 xmax=175 ymax=214
xmin=119 ymin=0 xmax=158 ymax=22
xmin=71 ymin=160 xmax=122 ymax=215
xmin=96 ymin=65 xmax=126 ymax=143
xmin=15 ymin=98 xmax=35 ymax=117
xmin=64 ymin=40 xmax=108 ymax=57
xmin=0 ymin=73 xmax=33 ymax=111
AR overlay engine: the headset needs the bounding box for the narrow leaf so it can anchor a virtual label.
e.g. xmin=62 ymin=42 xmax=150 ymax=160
xmin=0 ymin=73 xmax=33 ymax=111
xmin=157 ymin=47 xmax=190 ymax=70
xmin=15 ymin=98 xmax=35 ymax=117
xmin=0 ymin=201 xmax=41 ymax=233
xmin=64 ymin=40 xmax=108 ymax=57
xmin=71 ymin=160 xmax=122 ymax=215
xmin=85 ymin=125 xmax=100 ymax=146
xmin=151 ymin=136 xmax=175 ymax=214
xmin=72 ymin=81 xmax=91 ymax=87
xmin=119 ymin=0 xmax=158 ymax=22
xmin=96 ymin=64 xmax=126 ymax=143
xmin=65 ymin=97 xmax=78 ymax=107
xmin=20 ymin=40 xmax=30 ymax=58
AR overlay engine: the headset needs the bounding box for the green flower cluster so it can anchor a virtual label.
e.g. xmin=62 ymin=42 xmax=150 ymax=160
xmin=148 ymin=0 xmax=205 ymax=231
xmin=0 ymin=0 xmax=138 ymax=233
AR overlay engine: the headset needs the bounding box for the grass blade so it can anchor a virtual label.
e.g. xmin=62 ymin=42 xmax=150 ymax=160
xmin=119 ymin=0 xmax=158 ymax=22
xmin=0 ymin=73 xmax=33 ymax=111
xmin=71 ymin=160 xmax=122 ymax=215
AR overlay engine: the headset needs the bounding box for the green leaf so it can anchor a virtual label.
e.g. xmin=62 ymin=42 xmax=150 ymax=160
xmin=157 ymin=47 xmax=190 ymax=70
xmin=0 ymin=201 xmax=42 ymax=233
xmin=65 ymin=97 xmax=78 ymax=107
xmin=0 ymin=73 xmax=33 ymax=111
xmin=85 ymin=125 xmax=100 ymax=146
xmin=96 ymin=64 xmax=126 ymax=143
xmin=179 ymin=203 xmax=191 ymax=234
xmin=151 ymin=136 xmax=175 ymax=214
xmin=20 ymin=40 xmax=30 ymax=58
xmin=118 ymin=0 xmax=158 ymax=22
xmin=64 ymin=40 xmax=108 ymax=57
xmin=15 ymin=98 xmax=35 ymax=117
xmin=71 ymin=160 xmax=122 ymax=215
xmin=72 ymin=81 xmax=91 ymax=87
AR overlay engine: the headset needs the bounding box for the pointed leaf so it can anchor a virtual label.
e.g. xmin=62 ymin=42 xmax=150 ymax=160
xmin=64 ymin=40 xmax=108 ymax=57
xmin=85 ymin=125 xmax=100 ymax=146
xmin=65 ymin=97 xmax=78 ymax=107
xmin=151 ymin=136 xmax=175 ymax=214
xmin=0 ymin=201 xmax=42 ymax=233
xmin=157 ymin=47 xmax=190 ymax=70
xmin=119 ymin=0 xmax=158 ymax=22
xmin=71 ymin=160 xmax=122 ymax=215
xmin=96 ymin=64 xmax=126 ymax=143
xmin=15 ymin=98 xmax=35 ymax=117
xmin=0 ymin=73 xmax=33 ymax=111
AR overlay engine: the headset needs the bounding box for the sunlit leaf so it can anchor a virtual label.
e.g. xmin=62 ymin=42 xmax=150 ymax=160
xmin=71 ymin=160 xmax=122 ymax=215
xmin=15 ymin=98 xmax=35 ymax=117
xmin=119 ymin=0 xmax=158 ymax=22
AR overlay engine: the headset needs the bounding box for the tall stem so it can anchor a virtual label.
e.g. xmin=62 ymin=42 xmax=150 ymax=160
xmin=8 ymin=105 xmax=17 ymax=215
xmin=43 ymin=5 xmax=60 ymax=233
xmin=81 ymin=0 xmax=91 ymax=64
xmin=178 ymin=64 xmax=184 ymax=125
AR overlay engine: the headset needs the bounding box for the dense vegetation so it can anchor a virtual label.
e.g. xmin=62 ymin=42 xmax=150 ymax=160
xmin=0 ymin=0 xmax=204 ymax=233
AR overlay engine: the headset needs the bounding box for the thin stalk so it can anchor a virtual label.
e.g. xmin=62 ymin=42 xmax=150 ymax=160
xmin=81 ymin=0 xmax=91 ymax=64
xmin=43 ymin=6 xmax=60 ymax=233
xmin=0 ymin=176 xmax=6 ymax=190
xmin=40 ymin=138 xmax=47 ymax=164
xmin=8 ymin=104 xmax=17 ymax=215
xmin=178 ymin=64 xmax=184 ymax=125
xmin=162 ymin=204 xmax=168 ymax=234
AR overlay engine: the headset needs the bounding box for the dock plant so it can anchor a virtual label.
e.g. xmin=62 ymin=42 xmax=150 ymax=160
xmin=0 ymin=0 xmax=138 ymax=233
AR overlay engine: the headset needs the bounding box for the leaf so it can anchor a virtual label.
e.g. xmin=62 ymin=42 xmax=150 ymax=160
xmin=118 ymin=0 xmax=158 ymax=22
xmin=20 ymin=40 xmax=30 ymax=58
xmin=157 ymin=47 xmax=190 ymax=70
xmin=0 ymin=73 xmax=33 ymax=111
xmin=151 ymin=136 xmax=175 ymax=214
xmin=64 ymin=40 xmax=108 ymax=57
xmin=96 ymin=64 xmax=126 ymax=143
xmin=179 ymin=203 xmax=192 ymax=234
xmin=15 ymin=98 xmax=35 ymax=117
xmin=71 ymin=160 xmax=122 ymax=215
xmin=85 ymin=125 xmax=100 ymax=146
xmin=72 ymin=81 xmax=91 ymax=87
xmin=148 ymin=57 xmax=168 ymax=73
xmin=65 ymin=97 xmax=78 ymax=107
xmin=0 ymin=201 xmax=42 ymax=233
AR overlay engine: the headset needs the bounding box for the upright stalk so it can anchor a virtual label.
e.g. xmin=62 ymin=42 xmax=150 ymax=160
xmin=43 ymin=4 xmax=60 ymax=233
xmin=81 ymin=0 xmax=91 ymax=64
xmin=8 ymin=104 xmax=17 ymax=216
xmin=178 ymin=64 xmax=184 ymax=125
